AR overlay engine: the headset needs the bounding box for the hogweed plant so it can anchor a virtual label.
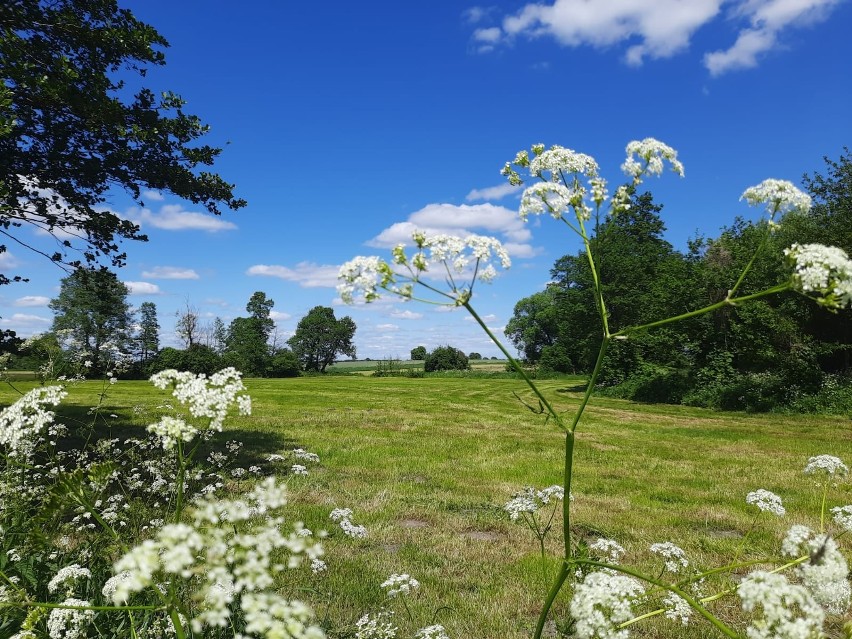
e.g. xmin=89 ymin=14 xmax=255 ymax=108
xmin=339 ymin=138 xmax=852 ymax=638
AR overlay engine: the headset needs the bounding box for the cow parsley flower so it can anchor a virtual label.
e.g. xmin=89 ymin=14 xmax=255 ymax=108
xmin=803 ymin=454 xmax=848 ymax=477
xmin=737 ymin=571 xmax=824 ymax=639
xmin=415 ymin=625 xmax=450 ymax=639
xmin=781 ymin=525 xmax=850 ymax=614
xmin=621 ymin=138 xmax=684 ymax=180
xmin=149 ymin=368 xmax=250 ymax=432
xmin=662 ymin=592 xmax=691 ymax=626
xmin=504 ymin=485 xmax=564 ymax=521
xmin=147 ymin=416 xmax=198 ymax=450
xmin=590 ymin=538 xmax=626 ymax=565
xmin=831 ymin=505 xmax=852 ymax=532
xmin=241 ymin=593 xmax=326 ymax=639
xmin=785 ymin=244 xmax=852 ymax=310
xmin=746 ymin=489 xmax=786 ymax=516
xmin=569 ymin=571 xmax=645 ymax=639
xmin=741 ymin=179 xmax=811 ymax=218
xmin=291 ymin=464 xmax=308 ymax=476
xmin=48 ymin=564 xmax=91 ymax=595
xmin=0 ymin=385 xmax=67 ymax=456
xmin=529 ymin=145 xmax=599 ymax=180
xmin=46 ymin=599 xmax=95 ymax=639
xmin=650 ymin=542 xmax=689 ymax=573
xmin=330 ymin=508 xmax=367 ymax=538
xmin=381 ymin=573 xmax=420 ymax=598
xmin=355 ymin=610 xmax=397 ymax=639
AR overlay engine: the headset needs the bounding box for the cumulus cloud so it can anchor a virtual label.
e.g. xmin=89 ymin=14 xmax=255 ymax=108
xmin=0 ymin=313 xmax=50 ymax=328
xmin=367 ymin=202 xmax=535 ymax=256
xmin=129 ymin=204 xmax=237 ymax=232
xmin=247 ymin=262 xmax=340 ymax=288
xmin=141 ymin=266 xmax=201 ymax=280
xmin=390 ymin=309 xmax=424 ymax=320
xmin=0 ymin=251 xmax=20 ymax=269
xmin=376 ymin=323 xmax=399 ymax=331
xmin=14 ymin=295 xmax=50 ymax=307
xmin=124 ymin=281 xmax=162 ymax=296
xmin=270 ymin=310 xmax=292 ymax=321
xmin=466 ymin=183 xmax=523 ymax=202
xmin=472 ymin=0 xmax=841 ymax=74
xmin=142 ymin=190 xmax=165 ymax=202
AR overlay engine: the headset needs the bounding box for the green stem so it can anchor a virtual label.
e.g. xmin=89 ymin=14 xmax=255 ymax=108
xmin=728 ymin=223 xmax=774 ymax=299
xmin=820 ymin=483 xmax=829 ymax=533
xmin=533 ymin=563 xmax=570 ymax=639
xmin=169 ymin=607 xmax=187 ymax=639
xmin=569 ymin=337 xmax=610 ymax=434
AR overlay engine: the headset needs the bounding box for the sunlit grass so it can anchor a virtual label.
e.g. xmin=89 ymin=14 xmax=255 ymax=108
xmin=3 ymin=376 xmax=849 ymax=638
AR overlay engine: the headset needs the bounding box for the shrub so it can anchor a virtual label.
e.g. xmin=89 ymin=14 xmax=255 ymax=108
xmin=410 ymin=346 xmax=427 ymax=360
xmin=267 ymin=348 xmax=301 ymax=377
xmin=424 ymin=346 xmax=470 ymax=372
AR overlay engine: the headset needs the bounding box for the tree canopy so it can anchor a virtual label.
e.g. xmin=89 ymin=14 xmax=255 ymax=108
xmin=288 ymin=306 xmax=356 ymax=372
xmin=0 ymin=0 xmax=245 ymax=284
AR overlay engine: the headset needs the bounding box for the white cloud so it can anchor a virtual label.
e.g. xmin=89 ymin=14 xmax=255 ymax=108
xmin=14 ymin=295 xmax=50 ymax=307
xmin=0 ymin=313 xmax=50 ymax=327
xmin=247 ymin=262 xmax=340 ymax=288
xmin=141 ymin=266 xmax=201 ymax=280
xmin=376 ymin=323 xmax=399 ymax=331
xmin=703 ymin=0 xmax=840 ymax=76
xmin=466 ymin=183 xmax=523 ymax=202
xmin=367 ymin=202 xmax=534 ymax=256
xmin=130 ymin=204 xmax=237 ymax=232
xmin=142 ymin=190 xmax=165 ymax=202
xmin=124 ymin=281 xmax=162 ymax=296
xmin=270 ymin=310 xmax=292 ymax=321
xmin=0 ymin=251 xmax=20 ymax=269
xmin=465 ymin=313 xmax=498 ymax=323
xmin=390 ymin=309 xmax=423 ymax=320
xmin=474 ymin=0 xmax=841 ymax=74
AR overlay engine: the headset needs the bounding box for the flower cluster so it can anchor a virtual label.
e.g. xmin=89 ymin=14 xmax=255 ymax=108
xmin=149 ymin=367 xmax=251 ymax=432
xmin=504 ymin=485 xmax=565 ymax=521
xmin=330 ymin=507 xmax=367 ymax=539
xmin=649 ymin=542 xmax=689 ymax=573
xmin=589 ymin=538 xmax=626 ymax=565
xmin=621 ymin=138 xmax=684 ymax=180
xmin=741 ymin=179 xmax=811 ymax=219
xmin=746 ymin=489 xmax=786 ymax=516
xmin=380 ymin=573 xmax=420 ymax=598
xmin=110 ymin=477 xmax=324 ymax=633
xmin=338 ymin=231 xmax=511 ymax=306
xmin=147 ymin=415 xmax=198 ymax=450
xmin=831 ymin=505 xmax=852 ymax=532
xmin=47 ymin=564 xmax=91 ymax=596
xmin=46 ymin=599 xmax=95 ymax=639
xmin=0 ymin=385 xmax=67 ymax=457
xmin=737 ymin=571 xmax=824 ymax=639
xmin=781 ymin=525 xmax=850 ymax=614
xmin=803 ymin=454 xmax=848 ymax=477
xmin=784 ymin=244 xmax=852 ymax=310
xmin=414 ymin=625 xmax=450 ymax=639
xmin=355 ymin=610 xmax=397 ymax=639
xmin=569 ymin=571 xmax=645 ymax=639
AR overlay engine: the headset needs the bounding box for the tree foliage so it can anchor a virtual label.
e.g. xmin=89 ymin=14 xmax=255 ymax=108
xmin=0 ymin=0 xmax=245 ymax=284
xmin=137 ymin=301 xmax=159 ymax=363
xmin=424 ymin=345 xmax=469 ymax=372
xmin=410 ymin=345 xmax=427 ymax=360
xmin=287 ymin=306 xmax=356 ymax=372
xmin=49 ymin=268 xmax=131 ymax=372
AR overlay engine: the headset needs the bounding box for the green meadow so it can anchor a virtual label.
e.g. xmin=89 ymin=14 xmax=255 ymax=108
xmin=3 ymin=375 xmax=850 ymax=638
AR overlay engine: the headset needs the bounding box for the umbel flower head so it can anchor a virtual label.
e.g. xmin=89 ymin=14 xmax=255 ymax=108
xmin=338 ymin=231 xmax=510 ymax=306
xmin=569 ymin=571 xmax=645 ymax=639
xmin=741 ymin=179 xmax=811 ymax=219
xmin=785 ymin=244 xmax=852 ymax=310
xmin=0 ymin=385 xmax=67 ymax=457
xmin=746 ymin=489 xmax=786 ymax=516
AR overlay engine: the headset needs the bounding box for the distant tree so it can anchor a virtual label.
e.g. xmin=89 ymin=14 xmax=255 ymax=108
xmin=468 ymin=352 xmax=482 ymax=360
xmin=148 ymin=344 xmax=220 ymax=375
xmin=225 ymin=292 xmax=276 ymax=376
xmin=0 ymin=0 xmax=245 ymax=286
xmin=137 ymin=302 xmax=160 ymax=363
xmin=175 ymin=303 xmax=200 ymax=348
xmin=288 ymin=306 xmax=356 ymax=372
xmin=246 ymin=291 xmax=275 ymax=342
xmin=49 ymin=269 xmax=132 ymax=372
xmin=410 ymin=345 xmax=427 ymax=360
xmin=424 ymin=346 xmax=469 ymax=372
xmin=505 ymin=288 xmax=560 ymax=363
xmin=267 ymin=348 xmax=300 ymax=378
xmin=209 ymin=317 xmax=228 ymax=355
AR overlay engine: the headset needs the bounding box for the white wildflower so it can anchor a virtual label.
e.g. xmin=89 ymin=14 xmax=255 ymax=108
xmin=46 ymin=599 xmax=94 ymax=639
xmin=746 ymin=489 xmax=786 ymax=516
xmin=415 ymin=625 xmax=450 ymax=639
xmin=292 ymin=464 xmax=308 ymax=476
xmin=48 ymin=564 xmax=91 ymax=595
xmin=355 ymin=610 xmax=397 ymax=639
xmin=381 ymin=573 xmax=420 ymax=598
xmin=329 ymin=508 xmax=353 ymax=522
xmin=504 ymin=485 xmax=564 ymax=521
xmin=293 ymin=448 xmax=320 ymax=463
xmin=147 ymin=416 xmax=198 ymax=450
xmin=330 ymin=507 xmax=367 ymax=538
xmin=149 ymin=368 xmax=250 ymax=432
xmin=785 ymin=244 xmax=852 ymax=310
xmin=590 ymin=538 xmax=626 ymax=564
xmin=101 ymin=571 xmax=133 ymax=602
xmin=831 ymin=505 xmax=852 ymax=532
xmin=529 ymin=145 xmax=599 ymax=180
xmin=803 ymin=454 xmax=848 ymax=476
xmin=240 ymin=593 xmax=326 ymax=639
xmin=569 ymin=571 xmax=645 ymax=639
xmin=738 ymin=571 xmax=824 ymax=639
xmin=650 ymin=542 xmax=689 ymax=573
xmin=519 ymin=182 xmax=572 ymax=221
xmin=311 ymin=559 xmax=327 ymax=575
xmin=662 ymin=592 xmax=691 ymax=626
xmin=741 ymin=179 xmax=811 ymax=218
xmin=0 ymin=385 xmax=67 ymax=456
xmin=781 ymin=525 xmax=850 ymax=614
xmin=621 ymin=138 xmax=684 ymax=180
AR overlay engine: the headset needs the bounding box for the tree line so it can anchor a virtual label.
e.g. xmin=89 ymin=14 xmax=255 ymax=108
xmin=505 ymin=150 xmax=852 ymax=412
xmin=5 ymin=279 xmax=357 ymax=379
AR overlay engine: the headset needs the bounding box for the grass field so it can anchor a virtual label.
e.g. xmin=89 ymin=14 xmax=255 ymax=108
xmin=2 ymin=376 xmax=850 ymax=638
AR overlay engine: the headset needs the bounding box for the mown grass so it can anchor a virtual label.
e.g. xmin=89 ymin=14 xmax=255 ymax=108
xmin=3 ymin=376 xmax=850 ymax=638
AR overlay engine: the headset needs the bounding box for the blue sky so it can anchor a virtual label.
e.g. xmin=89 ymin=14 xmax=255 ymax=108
xmin=2 ymin=0 xmax=851 ymax=359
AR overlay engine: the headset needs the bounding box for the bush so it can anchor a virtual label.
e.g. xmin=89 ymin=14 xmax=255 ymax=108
xmin=267 ymin=348 xmax=301 ymax=377
xmin=410 ymin=346 xmax=427 ymax=360
xmin=424 ymin=346 xmax=470 ymax=372
xmin=148 ymin=345 xmax=222 ymax=375
xmin=373 ymin=359 xmax=404 ymax=377
xmin=468 ymin=351 xmax=482 ymax=360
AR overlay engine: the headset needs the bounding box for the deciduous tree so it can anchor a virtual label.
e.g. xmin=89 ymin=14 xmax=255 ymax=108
xmin=287 ymin=306 xmax=356 ymax=372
